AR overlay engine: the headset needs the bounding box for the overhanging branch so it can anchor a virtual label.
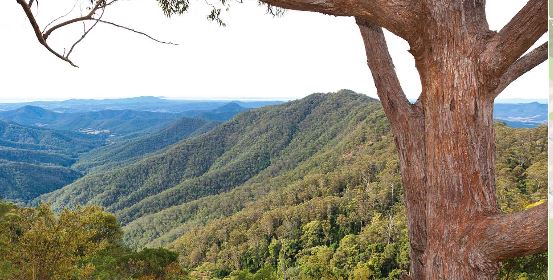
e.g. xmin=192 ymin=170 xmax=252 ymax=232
xmin=260 ymin=0 xmax=420 ymax=42
xmin=16 ymin=0 xmax=176 ymax=67
xmin=493 ymin=42 xmax=548 ymax=98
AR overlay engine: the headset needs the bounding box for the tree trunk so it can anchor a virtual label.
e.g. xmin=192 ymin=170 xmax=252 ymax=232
xmin=355 ymin=2 xmax=547 ymax=279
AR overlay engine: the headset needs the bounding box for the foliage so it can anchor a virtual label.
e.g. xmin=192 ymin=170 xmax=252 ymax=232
xmin=0 ymin=202 xmax=184 ymax=280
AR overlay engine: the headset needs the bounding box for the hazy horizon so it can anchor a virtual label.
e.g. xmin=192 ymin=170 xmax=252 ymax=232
xmin=1 ymin=0 xmax=547 ymax=102
xmin=0 ymin=94 xmax=547 ymax=104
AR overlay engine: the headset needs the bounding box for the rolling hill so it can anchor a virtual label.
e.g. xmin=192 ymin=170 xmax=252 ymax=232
xmin=40 ymin=90 xmax=385 ymax=227
xmin=74 ymin=117 xmax=218 ymax=173
xmin=0 ymin=106 xmax=181 ymax=137
xmin=493 ymin=102 xmax=547 ymax=128
xmin=32 ymin=91 xmax=547 ymax=278
xmin=0 ymin=96 xmax=283 ymax=113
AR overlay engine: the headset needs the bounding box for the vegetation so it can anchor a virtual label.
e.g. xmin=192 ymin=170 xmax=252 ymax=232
xmin=74 ymin=117 xmax=217 ymax=173
xmin=0 ymin=106 xmax=181 ymax=137
xmin=0 ymin=121 xmax=105 ymax=202
xmin=0 ymin=202 xmax=185 ymax=280
xmin=37 ymin=92 xmax=546 ymax=279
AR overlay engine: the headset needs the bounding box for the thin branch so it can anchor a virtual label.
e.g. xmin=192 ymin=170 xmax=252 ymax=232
xmin=16 ymin=0 xmax=78 ymax=67
xmin=42 ymin=0 xmax=79 ymax=33
xmin=479 ymin=202 xmax=547 ymax=261
xmin=96 ymin=20 xmax=179 ymax=45
xmin=66 ymin=10 xmax=105 ymax=58
xmin=16 ymin=0 xmax=174 ymax=67
xmin=493 ymin=42 xmax=548 ymax=98
xmin=482 ymin=0 xmax=547 ymax=79
xmin=43 ymin=0 xmax=105 ymax=40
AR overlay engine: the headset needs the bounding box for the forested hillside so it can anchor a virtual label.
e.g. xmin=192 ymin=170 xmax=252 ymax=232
xmin=0 ymin=121 xmax=106 ymax=202
xmin=0 ymin=116 xmax=217 ymax=202
xmin=37 ymin=91 xmax=547 ymax=279
xmin=74 ymin=117 xmax=218 ymax=172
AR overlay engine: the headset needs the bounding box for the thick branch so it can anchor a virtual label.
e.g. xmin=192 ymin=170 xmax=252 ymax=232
xmin=356 ymin=18 xmax=412 ymax=124
xmin=482 ymin=0 xmax=547 ymax=79
xmin=16 ymin=0 xmax=78 ymax=67
xmin=493 ymin=42 xmax=548 ymax=98
xmin=480 ymin=202 xmax=547 ymax=261
xmin=261 ymin=0 xmax=420 ymax=42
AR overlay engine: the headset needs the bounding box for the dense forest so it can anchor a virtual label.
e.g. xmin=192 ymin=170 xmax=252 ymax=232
xmin=0 ymin=102 xmax=258 ymax=203
xmin=0 ymin=120 xmax=105 ymax=202
xmin=31 ymin=91 xmax=546 ymax=279
xmin=73 ymin=117 xmax=218 ymax=173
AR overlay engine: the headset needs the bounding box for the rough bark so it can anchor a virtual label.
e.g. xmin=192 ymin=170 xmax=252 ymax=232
xmin=357 ymin=20 xmax=428 ymax=279
xmin=353 ymin=1 xmax=547 ymax=279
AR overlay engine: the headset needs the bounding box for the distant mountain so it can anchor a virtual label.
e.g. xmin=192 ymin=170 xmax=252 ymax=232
xmin=495 ymin=98 xmax=547 ymax=104
xmin=40 ymin=91 xmax=383 ymax=236
xmin=493 ymin=102 xmax=547 ymax=128
xmin=180 ymin=102 xmax=248 ymax=122
xmin=74 ymin=117 xmax=218 ymax=173
xmin=0 ymin=120 xmax=106 ymax=155
xmin=0 ymin=106 xmax=181 ymax=137
xmin=0 ymin=97 xmax=283 ymax=113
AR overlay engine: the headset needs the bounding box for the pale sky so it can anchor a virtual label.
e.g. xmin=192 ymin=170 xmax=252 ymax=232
xmin=0 ymin=0 xmax=547 ymax=102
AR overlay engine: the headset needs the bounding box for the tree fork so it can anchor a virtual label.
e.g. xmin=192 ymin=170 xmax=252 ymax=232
xmin=356 ymin=1 xmax=546 ymax=278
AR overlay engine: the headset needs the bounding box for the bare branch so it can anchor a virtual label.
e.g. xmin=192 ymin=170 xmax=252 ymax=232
xmin=42 ymin=0 xmax=79 ymax=33
xmin=482 ymin=0 xmax=547 ymax=79
xmin=260 ymin=0 xmax=421 ymax=42
xmin=479 ymin=202 xmax=547 ymax=261
xmin=356 ymin=18 xmax=412 ymax=123
xmin=96 ymin=20 xmax=179 ymax=45
xmin=16 ymin=0 xmax=175 ymax=67
xmin=16 ymin=0 xmax=78 ymax=67
xmin=43 ymin=0 xmax=105 ymax=40
xmin=66 ymin=10 xmax=105 ymax=58
xmin=493 ymin=42 xmax=548 ymax=98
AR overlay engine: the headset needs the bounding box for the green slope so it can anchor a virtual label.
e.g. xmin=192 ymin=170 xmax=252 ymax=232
xmin=0 ymin=160 xmax=81 ymax=202
xmin=40 ymin=90 xmax=383 ymax=228
xmin=38 ymin=91 xmax=546 ymax=279
xmin=73 ymin=117 xmax=218 ymax=173
xmin=0 ymin=121 xmax=106 ymax=202
xmin=0 ymin=120 xmax=105 ymax=155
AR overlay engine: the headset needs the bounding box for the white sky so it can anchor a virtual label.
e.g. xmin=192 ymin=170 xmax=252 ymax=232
xmin=0 ymin=0 xmax=547 ymax=102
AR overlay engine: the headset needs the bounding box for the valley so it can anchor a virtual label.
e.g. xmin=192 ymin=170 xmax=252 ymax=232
xmin=0 ymin=91 xmax=547 ymax=279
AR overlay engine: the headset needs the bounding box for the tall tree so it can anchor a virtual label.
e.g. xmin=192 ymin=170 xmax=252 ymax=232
xmin=15 ymin=0 xmax=548 ymax=278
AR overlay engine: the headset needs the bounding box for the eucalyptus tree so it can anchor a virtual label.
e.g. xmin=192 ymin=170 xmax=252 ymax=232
xmin=15 ymin=0 xmax=547 ymax=278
